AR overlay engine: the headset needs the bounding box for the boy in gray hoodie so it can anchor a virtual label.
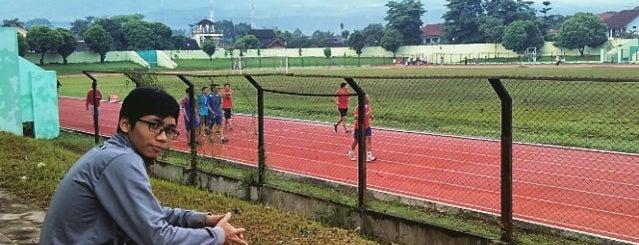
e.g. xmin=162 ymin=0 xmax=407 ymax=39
xmin=40 ymin=88 xmax=246 ymax=245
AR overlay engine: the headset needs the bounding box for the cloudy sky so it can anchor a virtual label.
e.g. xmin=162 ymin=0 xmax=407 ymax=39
xmin=1 ymin=0 xmax=638 ymax=34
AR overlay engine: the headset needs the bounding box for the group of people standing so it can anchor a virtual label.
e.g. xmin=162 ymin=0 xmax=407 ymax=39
xmin=333 ymin=82 xmax=377 ymax=162
xmin=182 ymin=83 xmax=234 ymax=145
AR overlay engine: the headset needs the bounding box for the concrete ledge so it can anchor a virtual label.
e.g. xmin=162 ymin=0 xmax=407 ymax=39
xmin=152 ymin=161 xmax=500 ymax=245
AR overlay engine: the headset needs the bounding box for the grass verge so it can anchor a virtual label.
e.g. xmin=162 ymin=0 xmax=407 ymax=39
xmin=0 ymin=131 xmax=380 ymax=245
xmin=155 ymin=135 xmax=600 ymax=245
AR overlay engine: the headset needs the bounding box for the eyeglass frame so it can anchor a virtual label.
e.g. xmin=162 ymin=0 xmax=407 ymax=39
xmin=137 ymin=118 xmax=180 ymax=140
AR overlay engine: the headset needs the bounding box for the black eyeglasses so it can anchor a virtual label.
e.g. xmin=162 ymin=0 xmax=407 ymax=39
xmin=137 ymin=119 xmax=180 ymax=140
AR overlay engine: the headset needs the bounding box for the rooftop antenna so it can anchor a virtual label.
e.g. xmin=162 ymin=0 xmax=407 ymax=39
xmin=251 ymin=3 xmax=256 ymax=29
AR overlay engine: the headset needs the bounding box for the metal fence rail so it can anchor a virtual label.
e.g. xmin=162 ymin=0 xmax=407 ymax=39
xmin=81 ymin=71 xmax=639 ymax=244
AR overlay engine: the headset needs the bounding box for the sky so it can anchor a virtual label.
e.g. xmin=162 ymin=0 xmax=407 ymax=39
xmin=1 ymin=0 xmax=638 ymax=34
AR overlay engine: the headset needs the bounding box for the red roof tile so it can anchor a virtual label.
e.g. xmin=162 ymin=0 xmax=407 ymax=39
xmin=421 ymin=23 xmax=443 ymax=37
xmin=604 ymin=9 xmax=639 ymax=29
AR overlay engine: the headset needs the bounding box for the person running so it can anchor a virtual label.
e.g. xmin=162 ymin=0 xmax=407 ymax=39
xmin=333 ymin=82 xmax=351 ymax=133
xmin=348 ymin=95 xmax=376 ymax=162
xmin=40 ymin=87 xmax=247 ymax=245
xmin=181 ymin=88 xmax=200 ymax=145
xmin=207 ymin=84 xmax=228 ymax=144
xmin=222 ymin=83 xmax=234 ymax=131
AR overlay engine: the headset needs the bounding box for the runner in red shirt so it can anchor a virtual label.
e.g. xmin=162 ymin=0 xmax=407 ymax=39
xmin=86 ymin=89 xmax=103 ymax=116
xmin=348 ymin=95 xmax=376 ymax=162
xmin=333 ymin=82 xmax=351 ymax=133
xmin=222 ymin=83 xmax=234 ymax=131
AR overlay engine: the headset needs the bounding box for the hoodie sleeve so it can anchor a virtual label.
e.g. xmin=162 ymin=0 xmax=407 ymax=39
xmin=94 ymin=153 xmax=225 ymax=245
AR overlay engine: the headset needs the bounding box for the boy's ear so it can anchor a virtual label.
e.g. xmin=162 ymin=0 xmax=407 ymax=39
xmin=119 ymin=118 xmax=131 ymax=133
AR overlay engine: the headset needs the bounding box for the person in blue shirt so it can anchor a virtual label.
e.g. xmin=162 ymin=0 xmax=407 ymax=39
xmin=182 ymin=88 xmax=201 ymax=145
xmin=40 ymin=87 xmax=247 ymax=245
xmin=207 ymin=84 xmax=228 ymax=144
xmin=198 ymin=86 xmax=211 ymax=136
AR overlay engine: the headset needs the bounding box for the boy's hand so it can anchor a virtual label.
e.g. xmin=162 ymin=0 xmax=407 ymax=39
xmin=217 ymin=212 xmax=247 ymax=245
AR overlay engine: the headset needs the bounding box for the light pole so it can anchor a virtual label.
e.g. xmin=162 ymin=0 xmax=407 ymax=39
xmin=634 ymin=26 xmax=639 ymax=62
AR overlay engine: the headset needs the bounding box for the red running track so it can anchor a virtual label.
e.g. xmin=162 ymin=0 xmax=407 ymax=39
xmin=58 ymin=97 xmax=639 ymax=243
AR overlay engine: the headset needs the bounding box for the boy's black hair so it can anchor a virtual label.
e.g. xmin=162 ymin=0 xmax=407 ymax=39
xmin=224 ymin=83 xmax=230 ymax=86
xmin=117 ymin=87 xmax=180 ymax=133
xmin=340 ymin=82 xmax=347 ymax=88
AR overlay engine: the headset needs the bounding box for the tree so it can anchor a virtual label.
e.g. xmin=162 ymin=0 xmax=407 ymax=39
xmin=121 ymin=20 xmax=174 ymax=50
xmin=83 ymin=25 xmax=112 ymax=63
xmin=311 ymin=30 xmax=335 ymax=47
xmin=442 ymin=0 xmax=483 ymax=43
xmin=341 ymin=30 xmax=350 ymax=39
xmin=385 ymin=0 xmax=425 ymax=45
xmin=26 ymin=26 xmax=63 ymax=65
xmin=2 ymin=18 xmax=24 ymax=28
xmin=323 ymin=47 xmax=332 ymax=58
xmin=70 ymin=17 xmax=95 ymax=38
xmin=234 ymin=23 xmax=252 ymax=41
xmin=478 ymin=16 xmax=504 ymax=43
xmin=545 ymin=14 xmax=566 ymax=30
xmin=216 ymin=20 xmax=236 ymax=44
xmin=201 ymin=40 xmax=216 ymax=61
xmin=17 ymin=34 xmax=27 ymax=57
xmin=171 ymin=35 xmax=191 ymax=50
xmin=501 ymin=22 xmax=527 ymax=54
xmin=501 ymin=20 xmax=543 ymax=54
xmin=122 ymin=21 xmax=154 ymax=50
xmin=149 ymin=22 xmax=174 ymax=50
xmin=556 ymin=12 xmax=608 ymax=56
xmin=25 ymin=18 xmax=53 ymax=29
xmin=281 ymin=29 xmax=312 ymax=48
xmin=235 ymin=35 xmax=260 ymax=54
xmin=484 ymin=0 xmax=536 ymax=26
xmin=478 ymin=16 xmax=504 ymax=55
xmin=94 ymin=18 xmax=126 ymax=50
xmin=110 ymin=13 xmax=144 ymax=23
xmin=381 ymin=27 xmax=403 ymax=57
xmin=55 ymin=28 xmax=76 ymax=64
xmin=347 ymin=30 xmax=366 ymax=66
xmin=94 ymin=14 xmax=143 ymax=51
xmin=540 ymin=1 xmax=552 ymax=20
xmin=362 ymin=24 xmax=385 ymax=46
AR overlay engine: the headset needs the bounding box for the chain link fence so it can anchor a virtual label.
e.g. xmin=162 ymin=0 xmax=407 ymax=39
xmin=81 ymin=71 xmax=638 ymax=244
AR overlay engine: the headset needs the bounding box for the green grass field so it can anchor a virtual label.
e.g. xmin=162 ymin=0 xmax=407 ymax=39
xmin=174 ymin=56 xmax=395 ymax=71
xmin=57 ymin=62 xmax=639 ymax=153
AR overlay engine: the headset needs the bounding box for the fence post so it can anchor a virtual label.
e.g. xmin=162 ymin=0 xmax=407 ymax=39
xmin=488 ymin=78 xmax=513 ymax=243
xmin=82 ymin=71 xmax=100 ymax=145
xmin=244 ymin=75 xmax=266 ymax=186
xmin=177 ymin=75 xmax=198 ymax=186
xmin=344 ymin=77 xmax=367 ymax=234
